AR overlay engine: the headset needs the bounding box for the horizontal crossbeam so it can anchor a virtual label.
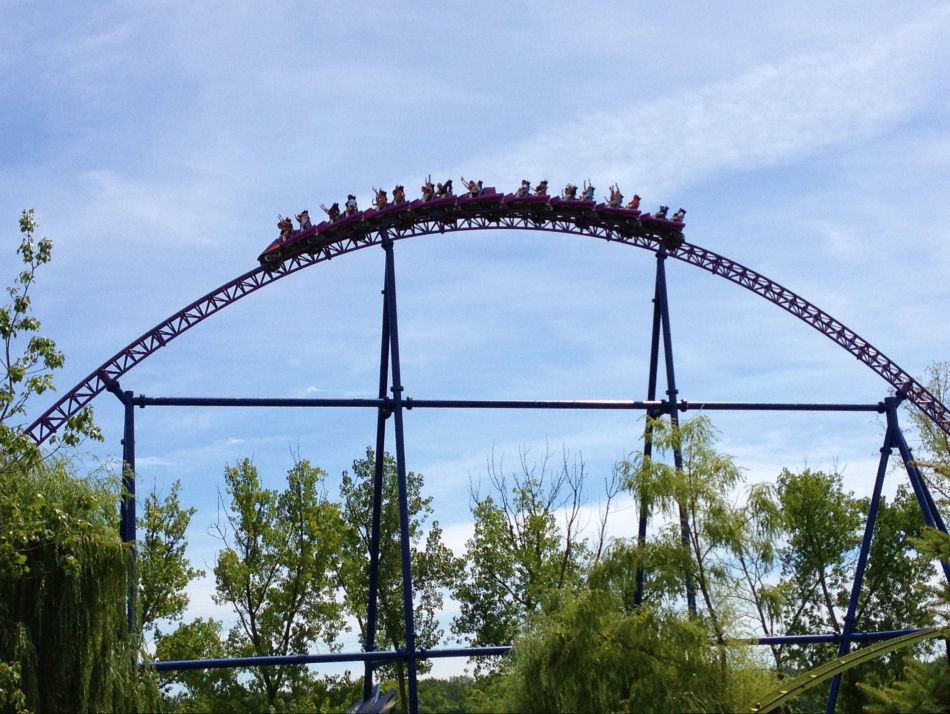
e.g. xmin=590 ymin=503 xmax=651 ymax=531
xmin=148 ymin=628 xmax=926 ymax=672
xmin=128 ymin=395 xmax=885 ymax=413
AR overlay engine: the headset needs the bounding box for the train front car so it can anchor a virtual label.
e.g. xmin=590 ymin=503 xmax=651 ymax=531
xmin=258 ymin=237 xmax=284 ymax=267
xmin=258 ymin=222 xmax=323 ymax=269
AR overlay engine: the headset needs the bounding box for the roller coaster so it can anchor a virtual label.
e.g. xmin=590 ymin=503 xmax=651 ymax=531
xmin=25 ymin=177 xmax=950 ymax=713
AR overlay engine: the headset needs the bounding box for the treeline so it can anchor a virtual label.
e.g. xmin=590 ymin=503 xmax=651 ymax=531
xmin=2 ymin=211 xmax=949 ymax=713
xmin=140 ymin=418 xmax=948 ymax=713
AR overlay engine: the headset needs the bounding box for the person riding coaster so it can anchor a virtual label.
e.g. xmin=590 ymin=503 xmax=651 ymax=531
xmin=435 ymin=179 xmax=453 ymax=198
xmin=295 ymin=210 xmax=312 ymax=230
xmin=421 ymin=175 xmax=435 ymax=201
xmin=625 ymin=194 xmax=641 ymax=211
xmin=515 ymin=179 xmax=531 ymax=198
xmin=320 ymin=202 xmax=341 ymax=222
xmin=606 ymin=184 xmax=623 ymax=208
xmin=562 ymin=183 xmax=577 ymax=199
xmin=461 ymin=177 xmax=483 ymax=197
xmin=373 ymin=188 xmax=388 ymax=210
xmin=392 ymin=185 xmax=406 ymax=204
xmin=534 ymin=180 xmax=549 ymax=197
xmin=581 ymin=180 xmax=595 ymax=201
xmin=277 ymin=214 xmax=294 ymax=241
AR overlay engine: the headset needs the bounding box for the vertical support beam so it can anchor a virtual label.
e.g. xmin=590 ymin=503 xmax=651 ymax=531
xmin=654 ymin=248 xmax=698 ymax=615
xmin=382 ymin=237 xmax=419 ymax=714
xmin=634 ymin=253 xmax=664 ymax=606
xmin=119 ymin=390 xmax=136 ymax=633
xmin=363 ymin=279 xmax=392 ymax=702
xmin=825 ymin=399 xmax=895 ymax=713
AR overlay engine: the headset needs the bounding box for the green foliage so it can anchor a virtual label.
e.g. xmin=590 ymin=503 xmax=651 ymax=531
xmin=908 ymin=362 xmax=950 ymax=482
xmin=776 ymin=468 xmax=863 ymax=666
xmin=417 ymin=676 xmax=474 ymax=713
xmin=0 ymin=660 xmax=28 ymax=714
xmin=0 ymin=459 xmax=159 ymax=712
xmin=489 ymin=546 xmax=770 ymax=713
xmin=211 ymin=457 xmax=345 ymax=705
xmin=622 ymin=415 xmax=744 ymax=642
xmin=0 ymin=210 xmax=101 ymax=475
xmin=154 ymin=618 xmax=242 ymax=712
xmin=861 ymin=654 xmax=950 ymax=714
xmin=912 ymin=527 xmax=950 ymax=616
xmin=0 ymin=211 xmax=157 ymax=711
xmin=338 ymin=448 xmax=461 ymax=711
xmin=452 ymin=448 xmax=588 ymax=656
xmin=139 ymin=480 xmax=203 ymax=634
xmin=856 ymin=529 xmax=950 ymax=713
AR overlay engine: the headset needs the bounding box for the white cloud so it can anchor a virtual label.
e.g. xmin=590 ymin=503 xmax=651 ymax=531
xmin=73 ymin=169 xmax=231 ymax=245
xmin=134 ymin=455 xmax=178 ymax=468
xmin=458 ymin=6 xmax=949 ymax=196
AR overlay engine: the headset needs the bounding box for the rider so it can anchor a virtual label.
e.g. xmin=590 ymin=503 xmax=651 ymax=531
xmin=295 ymin=210 xmax=312 ymax=230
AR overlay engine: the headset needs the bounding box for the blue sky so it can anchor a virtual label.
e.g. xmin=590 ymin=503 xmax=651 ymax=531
xmin=3 ymin=1 xmax=950 ymax=674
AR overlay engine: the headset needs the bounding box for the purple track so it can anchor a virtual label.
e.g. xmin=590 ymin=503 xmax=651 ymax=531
xmin=25 ymin=202 xmax=950 ymax=444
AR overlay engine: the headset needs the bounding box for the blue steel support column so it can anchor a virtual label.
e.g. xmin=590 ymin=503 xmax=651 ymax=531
xmin=825 ymin=399 xmax=896 ymax=713
xmin=634 ymin=253 xmax=664 ymax=606
xmin=120 ymin=389 xmax=136 ymax=632
xmin=382 ymin=237 xmax=419 ymax=714
xmin=655 ymin=247 xmax=698 ymax=615
xmin=363 ymin=278 xmax=392 ymax=701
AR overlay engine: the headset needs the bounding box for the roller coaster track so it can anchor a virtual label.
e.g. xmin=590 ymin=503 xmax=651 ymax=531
xmin=25 ymin=201 xmax=950 ymax=445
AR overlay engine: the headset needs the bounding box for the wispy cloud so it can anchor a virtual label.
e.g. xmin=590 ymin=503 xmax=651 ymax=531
xmin=459 ymin=6 xmax=949 ymax=196
xmin=72 ymin=169 xmax=233 ymax=245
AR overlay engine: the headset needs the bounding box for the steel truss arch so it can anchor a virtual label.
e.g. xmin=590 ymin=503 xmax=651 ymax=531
xmin=25 ymin=205 xmax=950 ymax=444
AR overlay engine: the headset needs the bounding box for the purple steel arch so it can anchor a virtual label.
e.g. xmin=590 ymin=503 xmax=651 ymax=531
xmin=24 ymin=200 xmax=950 ymax=444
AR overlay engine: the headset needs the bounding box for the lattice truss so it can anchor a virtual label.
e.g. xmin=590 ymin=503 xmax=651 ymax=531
xmin=26 ymin=203 xmax=950 ymax=444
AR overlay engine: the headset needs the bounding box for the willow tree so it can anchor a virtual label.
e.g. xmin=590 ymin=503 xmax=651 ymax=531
xmin=0 ymin=459 xmax=159 ymax=712
xmin=489 ymin=545 xmax=770 ymax=713
xmin=0 ymin=210 xmax=156 ymax=711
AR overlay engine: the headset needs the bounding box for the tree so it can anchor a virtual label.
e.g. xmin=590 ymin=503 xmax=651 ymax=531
xmin=775 ymin=468 xmax=863 ymax=666
xmin=621 ymin=415 xmax=743 ymax=645
xmin=337 ymin=448 xmax=460 ymax=711
xmin=417 ymin=675 xmax=475 ymax=714
xmin=488 ymin=544 xmax=772 ymax=713
xmin=452 ymin=446 xmax=590 ymax=657
xmin=138 ymin=479 xmax=203 ymax=636
xmin=859 ymin=526 xmax=950 ymax=712
xmin=907 ymin=361 xmax=950 ymax=509
xmin=212 ymin=457 xmax=345 ymax=706
xmin=154 ymin=617 xmax=242 ymax=712
xmin=718 ymin=481 xmax=788 ymax=667
xmin=771 ymin=470 xmax=937 ymax=711
xmin=0 ymin=209 xmax=100 ymax=475
xmin=0 ymin=459 xmax=159 ymax=712
xmin=0 ymin=212 xmax=156 ymax=712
